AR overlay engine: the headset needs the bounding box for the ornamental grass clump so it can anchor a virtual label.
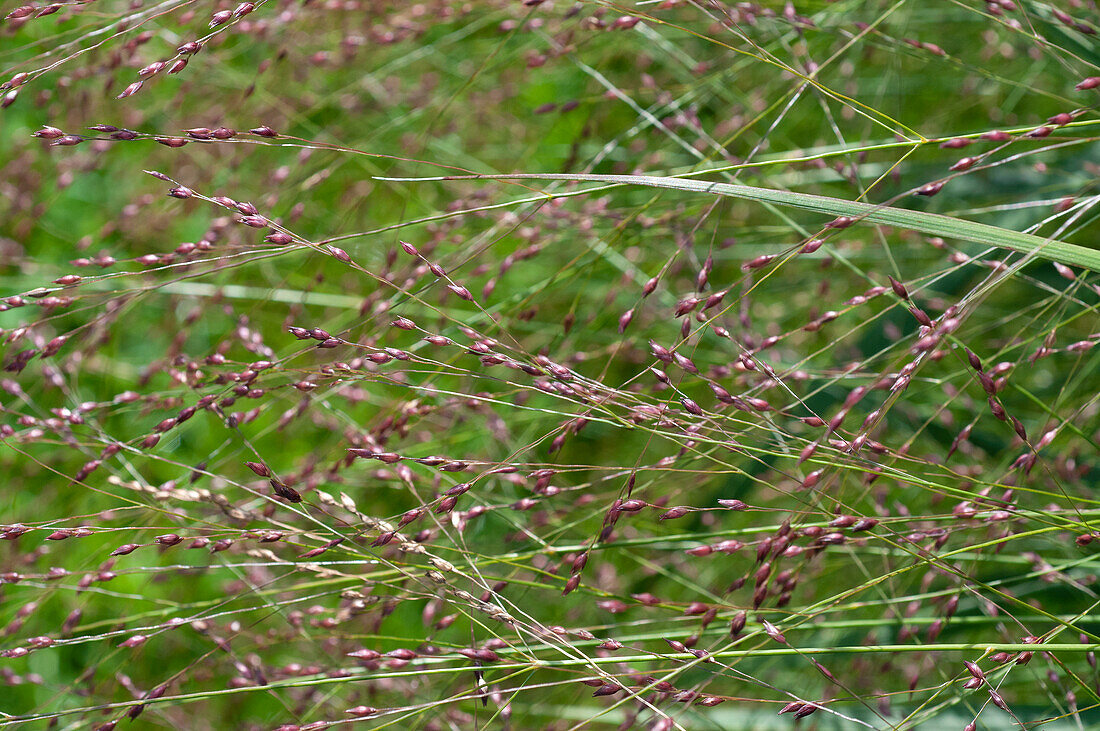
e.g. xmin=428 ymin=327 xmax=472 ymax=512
xmin=1 ymin=1 xmax=1099 ymax=729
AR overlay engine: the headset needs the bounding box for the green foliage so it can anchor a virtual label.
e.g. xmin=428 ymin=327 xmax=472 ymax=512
xmin=1 ymin=1 xmax=1099 ymax=729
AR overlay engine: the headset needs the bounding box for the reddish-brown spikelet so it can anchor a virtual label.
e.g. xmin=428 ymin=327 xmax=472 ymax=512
xmin=802 ymin=469 xmax=823 ymax=489
xmin=964 ymin=348 xmax=982 ymax=371
xmin=326 ymin=246 xmax=351 ymax=262
xmin=370 ymin=531 xmax=395 ymax=547
xmin=617 ymin=309 xmax=633 ymax=333
xmin=1010 ymin=416 xmax=1027 ymax=441
xmin=709 ymin=383 xmax=734 ymax=404
xmin=5 ymin=5 xmax=35 ymax=19
xmin=117 ymin=81 xmax=143 ymax=98
xmin=648 ymin=340 xmax=673 ymax=363
xmin=916 ymin=181 xmax=944 ymax=196
xmin=888 ymin=276 xmax=909 ymax=300
xmin=447 ymin=283 xmax=473 ymax=300
xmin=762 ymin=620 xmax=786 ymax=643
xmin=680 ymin=397 xmax=703 ymax=416
xmin=950 ymin=155 xmax=981 ymax=171
xmin=346 ymin=706 xmax=378 ymax=717
xmin=562 ymin=574 xmax=580 ymax=595
xmin=742 ymin=254 xmax=774 ymax=270
xmin=33 ymin=126 xmax=64 ymax=139
xmin=119 ymin=634 xmax=147 ymax=648
xmin=1053 ymin=261 xmax=1076 ymax=280
xmin=245 ymin=461 xmax=270 ymax=477
xmin=940 ymin=137 xmax=970 ymax=149
xmin=271 ymin=480 xmax=302 ymax=502
xmin=778 ymin=702 xmax=804 ymax=715
xmin=659 ymin=506 xmax=690 ymax=520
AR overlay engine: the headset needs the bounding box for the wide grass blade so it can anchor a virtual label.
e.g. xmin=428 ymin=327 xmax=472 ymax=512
xmin=383 ymin=172 xmax=1100 ymax=270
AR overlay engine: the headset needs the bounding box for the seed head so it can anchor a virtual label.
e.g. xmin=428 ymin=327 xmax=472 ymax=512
xmin=673 ymin=352 xmax=698 ymax=373
xmin=264 ymin=232 xmax=293 ymax=245
xmin=888 ymin=276 xmax=909 ymax=300
xmin=33 ymin=126 xmax=64 ymax=139
xmin=118 ymin=634 xmax=148 ymax=648
xmin=245 ymin=461 xmax=271 ymax=477
xmin=761 ymin=619 xmax=786 ymax=643
xmin=446 ymin=283 xmax=473 ymax=300
xmin=346 ymin=706 xmax=378 ymax=718
xmin=742 ymin=254 xmax=775 ymax=270
xmin=271 ymin=480 xmax=302 ymax=502
xmin=916 ymin=181 xmax=944 ymax=196
xmin=940 ymin=137 xmax=971 ymax=149
xmin=5 ymin=6 xmax=35 ymax=20
xmin=117 ymin=81 xmax=143 ymax=99
xmin=949 ymin=156 xmax=978 ymax=172
xmin=617 ymin=309 xmax=633 ymax=333
xmin=649 ymin=341 xmax=672 ymax=363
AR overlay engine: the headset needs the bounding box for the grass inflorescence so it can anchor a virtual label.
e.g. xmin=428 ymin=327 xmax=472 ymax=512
xmin=1 ymin=1 xmax=1100 ymax=729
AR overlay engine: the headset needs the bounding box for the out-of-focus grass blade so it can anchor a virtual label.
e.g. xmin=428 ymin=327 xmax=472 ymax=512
xmin=383 ymin=172 xmax=1100 ymax=271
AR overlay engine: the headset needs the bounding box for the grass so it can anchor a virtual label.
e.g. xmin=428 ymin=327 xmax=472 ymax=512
xmin=1 ymin=1 xmax=1099 ymax=729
